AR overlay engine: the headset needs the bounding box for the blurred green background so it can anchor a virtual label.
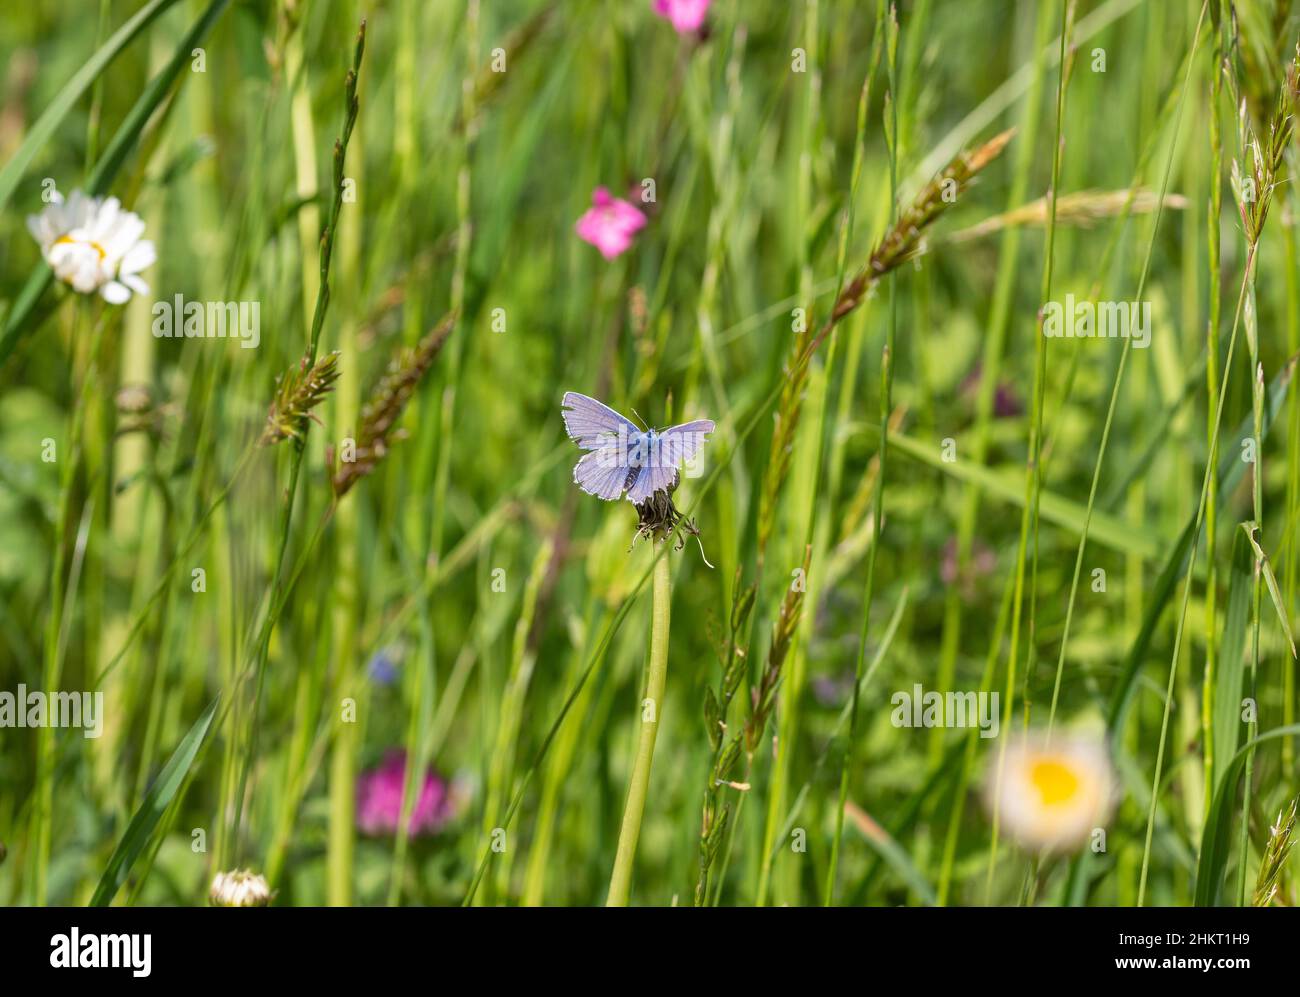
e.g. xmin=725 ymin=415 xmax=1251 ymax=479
xmin=1 ymin=0 xmax=1297 ymax=907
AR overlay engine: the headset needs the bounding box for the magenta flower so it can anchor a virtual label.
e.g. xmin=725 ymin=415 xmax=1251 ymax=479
xmin=575 ymin=186 xmax=647 ymax=260
xmin=356 ymin=750 xmax=454 ymax=837
xmin=653 ymin=0 xmax=710 ymax=34
xmin=960 ymin=362 xmax=1023 ymax=418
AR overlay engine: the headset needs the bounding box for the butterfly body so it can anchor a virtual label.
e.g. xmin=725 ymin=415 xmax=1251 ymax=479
xmin=561 ymin=392 xmax=714 ymax=504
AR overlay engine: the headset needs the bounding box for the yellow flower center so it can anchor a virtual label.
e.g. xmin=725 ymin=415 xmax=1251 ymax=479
xmin=55 ymin=234 xmax=107 ymax=261
xmin=1029 ymin=758 xmax=1079 ymax=806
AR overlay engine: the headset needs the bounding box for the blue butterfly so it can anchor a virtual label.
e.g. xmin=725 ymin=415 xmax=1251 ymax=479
xmin=561 ymin=392 xmax=715 ymax=504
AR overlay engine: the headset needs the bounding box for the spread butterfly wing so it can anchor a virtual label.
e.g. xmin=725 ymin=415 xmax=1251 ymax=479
xmin=658 ymin=419 xmax=716 ymax=470
xmin=573 ymin=449 xmax=630 ymax=500
xmin=625 ymin=463 xmax=676 ymax=505
xmin=561 ymin=391 xmax=639 ymax=449
xmin=625 ymin=419 xmax=717 ymax=504
xmin=563 ymin=392 xmax=641 ymax=500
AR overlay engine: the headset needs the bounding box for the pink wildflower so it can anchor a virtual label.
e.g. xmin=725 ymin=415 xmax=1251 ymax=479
xmin=652 ymin=0 xmax=710 ymax=34
xmin=575 ymin=186 xmax=647 ymax=260
xmin=356 ymin=750 xmax=454 ymax=837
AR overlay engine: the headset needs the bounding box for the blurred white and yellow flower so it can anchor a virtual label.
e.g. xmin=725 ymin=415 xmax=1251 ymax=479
xmin=27 ymin=190 xmax=155 ymax=304
xmin=210 ymin=869 xmax=272 ymax=907
xmin=986 ymin=733 xmax=1115 ymax=853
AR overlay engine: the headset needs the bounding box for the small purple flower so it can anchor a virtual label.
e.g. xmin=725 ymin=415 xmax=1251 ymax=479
xmin=993 ymin=382 xmax=1022 ymax=419
xmin=941 ymin=536 xmax=996 ymax=598
xmin=960 ymin=362 xmax=1022 ymax=418
xmin=812 ymin=672 xmax=853 ymax=707
xmin=356 ymin=750 xmax=454 ymax=837
xmin=367 ymin=647 xmax=400 ymax=685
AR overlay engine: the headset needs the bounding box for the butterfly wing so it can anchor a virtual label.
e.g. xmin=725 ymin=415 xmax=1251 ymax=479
xmin=573 ymin=448 xmax=631 ymax=500
xmin=563 ymin=394 xmax=715 ymax=504
xmin=625 ymin=462 xmax=675 ymax=505
xmin=564 ymin=391 xmax=642 ymax=499
xmin=658 ymin=419 xmax=716 ymax=471
xmin=624 ymin=420 xmax=716 ymax=504
xmin=561 ymin=391 xmax=639 ymax=450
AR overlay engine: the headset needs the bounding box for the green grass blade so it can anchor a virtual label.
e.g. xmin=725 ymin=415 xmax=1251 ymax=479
xmin=1240 ymin=522 xmax=1297 ymax=659
xmin=882 ymin=427 xmax=1164 ymax=559
xmin=89 ymin=696 xmax=220 ymax=907
xmin=844 ymin=802 xmax=938 ymax=906
xmin=1195 ymin=724 xmax=1300 ymax=906
xmin=1106 ymin=356 xmax=1296 ymax=731
xmin=1211 ymin=528 xmax=1253 ymax=792
xmin=0 ymin=0 xmax=181 ymax=214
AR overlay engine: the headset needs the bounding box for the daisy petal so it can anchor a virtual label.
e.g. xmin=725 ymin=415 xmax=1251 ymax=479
xmin=101 ymin=281 xmax=132 ymax=304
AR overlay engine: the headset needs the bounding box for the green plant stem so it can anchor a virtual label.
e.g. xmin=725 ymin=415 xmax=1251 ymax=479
xmin=1046 ymin=0 xmax=1207 ymax=743
xmin=1237 ymin=291 xmax=1264 ymax=907
xmin=606 ymin=547 xmax=672 ymax=907
xmin=234 ymin=19 xmax=364 ymax=880
xmin=932 ymin=0 xmax=1052 ymax=767
xmin=1282 ymin=203 xmax=1299 ymax=776
xmin=1202 ymin=7 xmax=1224 ymax=816
xmin=1138 ymin=240 xmax=1256 ymax=906
xmin=825 ymin=20 xmax=897 ymax=904
xmin=986 ymin=0 xmax=1070 ymax=901
xmin=31 ymin=302 xmax=102 ymax=904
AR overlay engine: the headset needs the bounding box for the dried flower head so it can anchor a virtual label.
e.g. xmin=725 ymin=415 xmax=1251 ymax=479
xmin=630 ymin=482 xmax=711 ymax=566
xmin=113 ymin=383 xmax=175 ymax=441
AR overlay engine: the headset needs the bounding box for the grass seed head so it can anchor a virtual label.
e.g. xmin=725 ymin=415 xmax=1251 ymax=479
xmin=259 ymin=350 xmax=341 ymax=447
xmin=1253 ymin=796 xmax=1298 ymax=907
xmin=332 ymin=312 xmax=456 ymax=496
xmin=745 ymin=545 xmax=811 ymax=755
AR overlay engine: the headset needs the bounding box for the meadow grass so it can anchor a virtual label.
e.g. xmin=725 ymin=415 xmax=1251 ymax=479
xmin=2 ymin=0 xmax=1299 ymax=908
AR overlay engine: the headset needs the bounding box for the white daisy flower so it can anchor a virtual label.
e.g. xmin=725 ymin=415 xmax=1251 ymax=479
xmin=986 ymin=732 xmax=1116 ymax=853
xmin=26 ymin=189 xmax=156 ymax=304
xmin=210 ymin=869 xmax=272 ymax=907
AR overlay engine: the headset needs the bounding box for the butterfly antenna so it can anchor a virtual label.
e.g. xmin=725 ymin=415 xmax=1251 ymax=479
xmin=630 ymin=407 xmax=650 ymax=431
xmin=694 ymin=532 xmax=715 ymax=569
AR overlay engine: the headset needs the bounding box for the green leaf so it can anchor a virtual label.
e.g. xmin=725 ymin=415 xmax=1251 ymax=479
xmin=89 ymin=697 xmax=219 ymax=907
xmin=1195 ymin=724 xmax=1300 ymax=906
xmin=845 ymin=800 xmax=938 ymax=907
xmin=0 ymin=0 xmax=181 ymax=214
xmin=1239 ymin=521 xmax=1297 ymax=659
